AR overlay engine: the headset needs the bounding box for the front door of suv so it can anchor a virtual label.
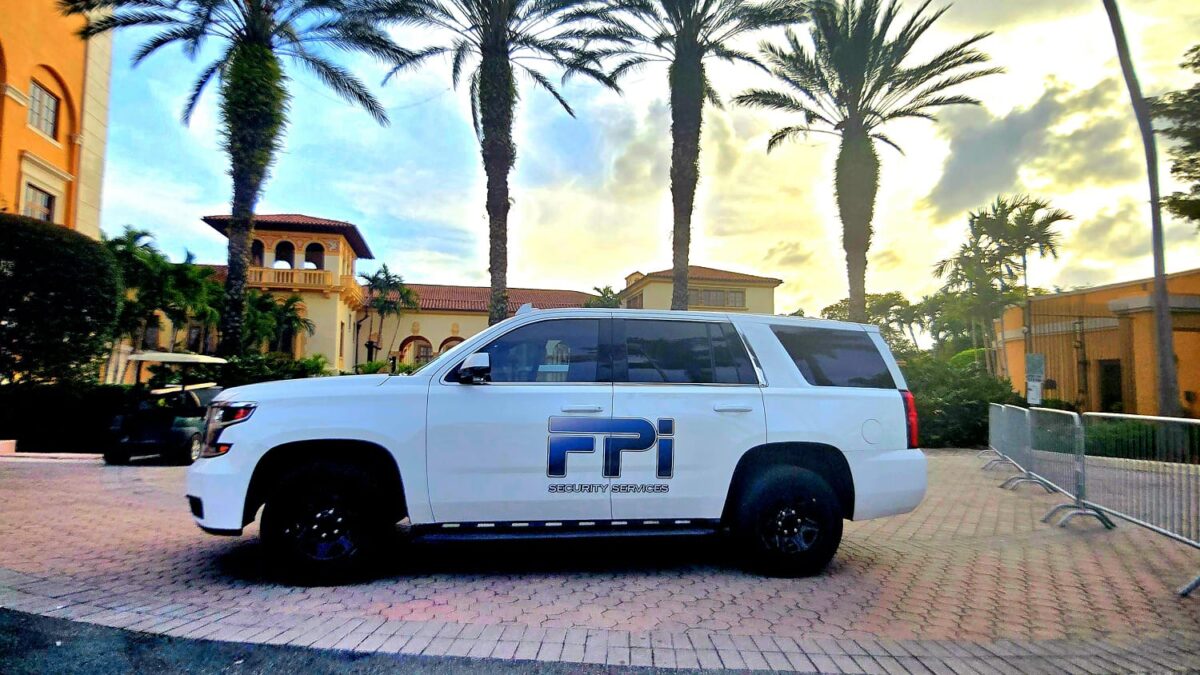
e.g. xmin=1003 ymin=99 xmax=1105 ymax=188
xmin=610 ymin=317 xmax=766 ymax=520
xmin=426 ymin=316 xmax=614 ymax=523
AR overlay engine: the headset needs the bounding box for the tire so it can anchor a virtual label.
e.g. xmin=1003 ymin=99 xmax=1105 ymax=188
xmin=103 ymin=448 xmax=130 ymax=465
xmin=178 ymin=434 xmax=202 ymax=466
xmin=260 ymin=461 xmax=392 ymax=584
xmin=734 ymin=466 xmax=843 ymax=577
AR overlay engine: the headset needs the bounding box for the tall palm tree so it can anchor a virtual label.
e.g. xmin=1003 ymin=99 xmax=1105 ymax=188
xmin=242 ymin=290 xmax=280 ymax=353
xmin=376 ymin=0 xmax=625 ymax=325
xmin=62 ymin=0 xmax=418 ymax=355
xmin=975 ymin=195 xmax=1070 ymax=355
xmin=933 ymin=212 xmax=1014 ymax=372
xmin=609 ymin=0 xmax=807 ymax=310
xmin=733 ymin=0 xmax=999 ymax=322
xmin=1101 ymin=0 xmax=1181 ymax=417
xmin=359 ymin=264 xmax=415 ymax=359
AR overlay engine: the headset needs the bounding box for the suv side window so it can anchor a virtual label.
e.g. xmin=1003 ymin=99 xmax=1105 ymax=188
xmin=478 ymin=319 xmax=604 ymax=383
xmin=621 ymin=319 xmax=757 ymax=385
xmin=770 ymin=325 xmax=895 ymax=388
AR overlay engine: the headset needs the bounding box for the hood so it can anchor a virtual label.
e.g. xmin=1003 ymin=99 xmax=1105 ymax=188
xmin=215 ymin=373 xmax=420 ymax=403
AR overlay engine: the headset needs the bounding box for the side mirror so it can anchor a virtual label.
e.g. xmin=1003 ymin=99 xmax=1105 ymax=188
xmin=458 ymin=352 xmax=491 ymax=384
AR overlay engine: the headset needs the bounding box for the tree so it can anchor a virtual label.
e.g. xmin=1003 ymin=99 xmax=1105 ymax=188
xmin=242 ymin=290 xmax=280 ymax=353
xmin=819 ymin=291 xmax=917 ymax=352
xmin=63 ymin=0 xmax=416 ymax=356
xmin=584 ymin=285 xmax=621 ymax=308
xmin=272 ymin=295 xmax=317 ymax=353
xmin=1101 ymin=0 xmax=1181 ymax=417
xmin=0 ymin=214 xmax=121 ymax=384
xmin=612 ymin=0 xmax=806 ymax=310
xmin=975 ymin=195 xmax=1069 ymax=355
xmin=377 ymin=0 xmax=624 ymax=325
xmin=1151 ymin=44 xmax=1200 ymax=227
xmin=733 ymin=0 xmax=998 ymax=322
xmin=360 ymin=265 xmax=401 ymax=361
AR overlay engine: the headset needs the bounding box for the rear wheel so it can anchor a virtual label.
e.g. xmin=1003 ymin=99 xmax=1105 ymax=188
xmin=176 ymin=434 xmax=202 ymax=466
xmin=260 ymin=462 xmax=392 ymax=584
xmin=734 ymin=466 xmax=843 ymax=577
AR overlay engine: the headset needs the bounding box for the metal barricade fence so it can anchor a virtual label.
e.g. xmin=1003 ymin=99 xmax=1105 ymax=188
xmin=1080 ymin=413 xmax=1200 ymax=596
xmin=983 ymin=406 xmax=1199 ymax=596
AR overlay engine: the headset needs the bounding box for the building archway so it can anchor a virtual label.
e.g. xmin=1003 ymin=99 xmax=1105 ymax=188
xmin=251 ymin=240 xmax=264 ymax=267
xmin=273 ymin=241 xmax=295 ymax=269
xmin=396 ymin=335 xmax=433 ymax=365
xmin=303 ymin=242 xmax=325 ymax=270
xmin=439 ymin=336 xmax=465 ymax=354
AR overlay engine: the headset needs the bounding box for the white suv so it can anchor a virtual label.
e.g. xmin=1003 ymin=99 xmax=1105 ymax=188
xmin=188 ymin=309 xmax=926 ymax=581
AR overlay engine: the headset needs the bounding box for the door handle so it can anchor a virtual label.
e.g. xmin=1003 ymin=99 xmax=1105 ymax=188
xmin=561 ymin=405 xmax=604 ymax=413
xmin=714 ymin=405 xmax=753 ymax=413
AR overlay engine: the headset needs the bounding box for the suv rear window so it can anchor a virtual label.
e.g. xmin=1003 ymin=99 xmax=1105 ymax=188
xmin=770 ymin=325 xmax=895 ymax=389
xmin=622 ymin=319 xmax=757 ymax=385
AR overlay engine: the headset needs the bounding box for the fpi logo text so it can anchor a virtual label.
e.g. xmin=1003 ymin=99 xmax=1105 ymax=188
xmin=547 ymin=417 xmax=675 ymax=478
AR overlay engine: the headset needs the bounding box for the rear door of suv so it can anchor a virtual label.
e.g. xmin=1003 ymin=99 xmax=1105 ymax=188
xmin=609 ymin=316 xmax=766 ymax=520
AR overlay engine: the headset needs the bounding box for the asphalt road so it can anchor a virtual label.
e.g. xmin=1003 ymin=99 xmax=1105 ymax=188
xmin=0 ymin=609 xmax=728 ymax=675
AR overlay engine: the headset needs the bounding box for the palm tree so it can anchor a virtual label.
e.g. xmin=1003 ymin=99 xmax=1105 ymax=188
xmin=272 ymin=294 xmax=317 ymax=353
xmin=1101 ymin=0 xmax=1181 ymax=417
xmin=360 ymin=264 xmax=416 ymax=359
xmin=376 ymin=0 xmax=625 ymax=325
xmin=610 ymin=0 xmax=807 ymax=310
xmin=733 ymin=0 xmax=999 ymax=322
xmin=975 ymin=195 xmax=1070 ymax=355
xmin=62 ymin=0 xmax=418 ymax=356
xmin=584 ymin=285 xmax=621 ymax=308
xmin=242 ymin=290 xmax=280 ymax=353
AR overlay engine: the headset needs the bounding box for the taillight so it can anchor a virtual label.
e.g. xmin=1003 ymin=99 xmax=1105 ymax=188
xmin=900 ymin=390 xmax=919 ymax=449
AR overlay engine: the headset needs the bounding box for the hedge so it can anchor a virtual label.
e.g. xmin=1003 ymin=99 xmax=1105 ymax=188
xmin=0 ymin=383 xmax=132 ymax=452
xmin=901 ymin=354 xmax=1022 ymax=448
xmin=0 ymin=213 xmax=121 ymax=383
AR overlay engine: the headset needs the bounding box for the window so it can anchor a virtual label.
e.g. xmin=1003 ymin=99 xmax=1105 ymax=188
xmin=415 ymin=342 xmax=433 ymax=365
xmin=273 ymin=241 xmax=295 ymax=269
xmin=623 ymin=320 xmax=756 ymax=385
xmin=476 ymin=319 xmax=602 ymax=383
xmin=304 ymin=243 xmax=325 ymax=270
xmin=23 ymin=185 xmax=55 ymax=222
xmin=771 ymin=325 xmax=895 ymax=389
xmin=29 ymin=82 xmax=59 ymax=138
xmin=251 ymin=240 xmax=265 ymax=267
xmin=686 ymin=287 xmax=746 ymax=308
xmin=339 ymin=321 xmax=345 ymax=358
xmin=626 ymin=293 xmax=643 ymax=309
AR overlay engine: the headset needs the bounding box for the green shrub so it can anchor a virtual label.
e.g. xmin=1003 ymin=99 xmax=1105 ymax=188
xmin=901 ymin=354 xmax=1021 ymax=448
xmin=191 ymin=352 xmax=330 ymax=388
xmin=0 ymin=214 xmax=121 ymax=383
xmin=0 ymin=383 xmax=132 ymax=452
xmin=356 ymin=360 xmax=388 ymax=374
xmin=1084 ymin=419 xmax=1199 ymax=464
xmin=948 ymin=348 xmax=986 ymax=369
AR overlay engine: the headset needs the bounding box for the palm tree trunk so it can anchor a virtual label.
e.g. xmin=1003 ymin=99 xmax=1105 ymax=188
xmin=480 ymin=47 xmax=515 ymax=326
xmin=1102 ymin=0 xmax=1182 ymax=417
xmin=668 ymin=48 xmax=705 ymax=311
xmin=835 ymin=126 xmax=879 ymax=323
xmin=216 ymin=44 xmax=288 ymax=356
xmin=1022 ymin=249 xmax=1033 ymax=357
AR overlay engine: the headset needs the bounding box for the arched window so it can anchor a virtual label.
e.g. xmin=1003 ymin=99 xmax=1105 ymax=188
xmin=273 ymin=241 xmax=294 ymax=269
xmin=303 ymin=243 xmax=325 ymax=270
xmin=439 ymin=337 xmax=465 ymax=354
xmin=251 ymin=240 xmax=264 ymax=267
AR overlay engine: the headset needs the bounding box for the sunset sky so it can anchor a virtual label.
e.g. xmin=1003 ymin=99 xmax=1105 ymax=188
xmin=100 ymin=0 xmax=1200 ymax=315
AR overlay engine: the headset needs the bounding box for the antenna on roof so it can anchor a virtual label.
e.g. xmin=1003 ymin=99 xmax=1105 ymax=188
xmin=516 ymin=303 xmax=535 ymax=315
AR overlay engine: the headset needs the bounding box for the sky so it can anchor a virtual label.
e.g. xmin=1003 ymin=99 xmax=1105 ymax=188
xmin=99 ymin=0 xmax=1200 ymax=316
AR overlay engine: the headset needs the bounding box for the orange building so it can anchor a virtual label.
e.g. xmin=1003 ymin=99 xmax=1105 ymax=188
xmin=994 ymin=268 xmax=1200 ymax=418
xmin=0 ymin=1 xmax=111 ymax=238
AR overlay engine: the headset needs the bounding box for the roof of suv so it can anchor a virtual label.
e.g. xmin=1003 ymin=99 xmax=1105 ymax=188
xmin=510 ymin=307 xmax=882 ymax=333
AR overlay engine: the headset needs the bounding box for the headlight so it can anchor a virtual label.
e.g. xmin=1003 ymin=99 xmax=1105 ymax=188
xmin=200 ymin=402 xmax=256 ymax=458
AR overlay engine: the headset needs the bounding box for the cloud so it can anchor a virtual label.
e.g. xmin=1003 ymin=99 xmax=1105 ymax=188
xmin=925 ymin=79 xmax=1139 ymax=220
xmin=942 ymin=0 xmax=1092 ymax=30
xmin=1071 ymin=200 xmax=1195 ymax=261
xmin=766 ymin=241 xmax=814 ymax=267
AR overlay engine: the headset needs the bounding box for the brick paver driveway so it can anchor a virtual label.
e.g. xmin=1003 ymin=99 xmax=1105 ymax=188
xmin=1 ymin=450 xmax=1198 ymax=673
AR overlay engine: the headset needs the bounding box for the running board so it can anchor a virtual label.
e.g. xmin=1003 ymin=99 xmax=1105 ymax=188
xmin=413 ymin=519 xmax=721 ymax=542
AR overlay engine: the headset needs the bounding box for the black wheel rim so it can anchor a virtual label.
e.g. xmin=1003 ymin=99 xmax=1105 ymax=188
xmin=281 ymin=501 xmax=361 ymax=562
xmin=760 ymin=502 xmax=821 ymax=555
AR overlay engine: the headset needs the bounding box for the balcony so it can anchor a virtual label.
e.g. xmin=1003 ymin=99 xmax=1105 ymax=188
xmin=248 ymin=267 xmax=334 ymax=289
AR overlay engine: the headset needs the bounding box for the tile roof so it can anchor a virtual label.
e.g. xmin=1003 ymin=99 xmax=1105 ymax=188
xmin=641 ymin=265 xmax=783 ymax=285
xmin=202 ymin=214 xmax=374 ymax=259
xmin=377 ymin=284 xmax=596 ymax=313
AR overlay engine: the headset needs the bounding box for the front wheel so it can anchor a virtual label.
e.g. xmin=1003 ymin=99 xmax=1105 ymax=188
xmin=260 ymin=462 xmax=391 ymax=584
xmin=734 ymin=466 xmax=843 ymax=577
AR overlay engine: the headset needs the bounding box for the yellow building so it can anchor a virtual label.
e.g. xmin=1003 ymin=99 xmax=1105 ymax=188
xmin=122 ymin=213 xmax=785 ymax=374
xmin=0 ymin=1 xmax=111 ymax=238
xmin=994 ymin=268 xmax=1200 ymax=417
xmin=620 ymin=266 xmax=783 ymax=313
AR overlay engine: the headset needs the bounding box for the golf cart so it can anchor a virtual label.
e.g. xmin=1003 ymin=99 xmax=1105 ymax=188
xmin=104 ymin=352 xmax=226 ymax=465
